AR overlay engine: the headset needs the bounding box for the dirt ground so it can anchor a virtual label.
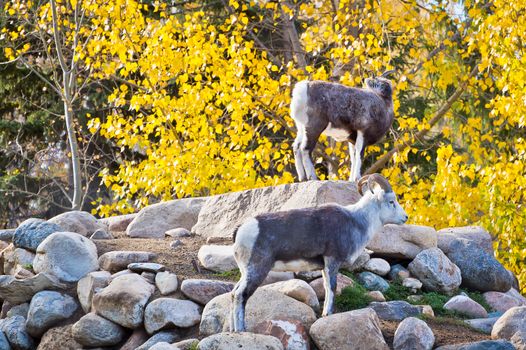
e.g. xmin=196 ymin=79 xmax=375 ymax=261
xmin=94 ymin=232 xmax=491 ymax=348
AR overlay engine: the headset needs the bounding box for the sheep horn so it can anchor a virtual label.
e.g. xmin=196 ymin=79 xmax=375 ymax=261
xmin=381 ymin=70 xmax=396 ymax=78
xmin=357 ymin=175 xmax=372 ymax=195
xmin=370 ymin=173 xmax=393 ymax=193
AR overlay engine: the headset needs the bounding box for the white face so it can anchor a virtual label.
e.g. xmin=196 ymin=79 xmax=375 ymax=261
xmin=374 ymin=187 xmax=408 ymax=225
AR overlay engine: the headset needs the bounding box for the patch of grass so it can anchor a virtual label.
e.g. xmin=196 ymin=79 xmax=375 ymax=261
xmin=383 ymin=279 xmax=414 ymax=301
xmin=213 ymin=268 xmax=241 ymax=281
xmin=188 ymin=341 xmax=199 ymax=350
xmin=415 ymin=291 xmax=456 ymax=317
xmin=23 ymin=263 xmax=33 ymax=270
xmin=335 ymin=281 xmax=373 ymax=312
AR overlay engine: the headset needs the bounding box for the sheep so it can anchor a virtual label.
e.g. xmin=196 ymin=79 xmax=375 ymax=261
xmin=290 ymin=72 xmax=395 ymax=182
xmin=229 ymin=173 xmax=408 ymax=332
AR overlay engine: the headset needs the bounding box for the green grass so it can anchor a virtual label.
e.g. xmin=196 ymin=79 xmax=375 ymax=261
xmin=22 ymin=263 xmax=33 ymax=270
xmin=213 ymin=268 xmax=241 ymax=281
xmin=335 ymin=274 xmax=373 ymax=312
xmin=383 ymin=278 xmax=414 ymax=301
xmin=188 ymin=341 xmax=199 ymax=350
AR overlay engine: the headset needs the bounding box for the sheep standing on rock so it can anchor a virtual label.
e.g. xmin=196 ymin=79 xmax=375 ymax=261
xmin=230 ymin=173 xmax=408 ymax=332
xmin=290 ymin=72 xmax=395 ymax=182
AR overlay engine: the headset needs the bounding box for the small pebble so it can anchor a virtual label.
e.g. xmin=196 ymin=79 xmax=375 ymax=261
xmin=165 ymin=228 xmax=191 ymax=238
xmin=170 ymin=240 xmax=183 ymax=250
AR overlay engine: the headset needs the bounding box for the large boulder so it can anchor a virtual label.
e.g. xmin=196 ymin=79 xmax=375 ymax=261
xmin=144 ymin=298 xmax=201 ymax=334
xmin=366 ymin=224 xmax=437 ymax=259
xmin=446 ymin=239 xmax=513 ymax=292
xmin=98 ymin=251 xmax=155 ymax=272
xmin=437 ymin=226 xmax=493 ymax=254
xmin=99 ymin=213 xmax=138 ymax=232
xmin=309 ymin=308 xmax=388 ymax=350
xmin=127 ymin=197 xmax=205 ymax=238
xmin=408 ymin=248 xmax=461 ymax=294
xmin=1 ymin=315 xmax=35 ymax=350
xmin=443 ymin=295 xmax=488 ymax=319
xmin=181 ymin=279 xmax=234 ymax=305
xmin=393 ymin=317 xmax=435 ymax=350
xmin=92 ymin=273 xmax=155 ymax=329
xmin=0 ymin=273 xmax=67 ymax=304
xmin=491 ymin=306 xmax=526 ymax=340
xmin=13 ymin=219 xmax=62 ymax=252
xmin=369 ymin=301 xmax=422 ymax=321
xmin=200 ymin=289 xmax=316 ymax=336
xmin=262 ymin=279 xmax=319 ymax=311
xmin=71 ymin=313 xmax=126 ymax=347
xmin=199 ymin=332 xmax=284 ymax=350
xmin=26 ymin=291 xmax=79 ymax=337
xmin=193 ymin=180 xmax=361 ymax=238
xmin=33 ymin=231 xmax=99 ymax=282
xmin=77 ymin=271 xmax=111 ymax=313
xmin=48 ymin=211 xmax=108 ymax=237
xmin=198 ymin=245 xmax=237 ymax=272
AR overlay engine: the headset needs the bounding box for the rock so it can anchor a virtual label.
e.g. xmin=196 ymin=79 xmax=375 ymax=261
xmin=197 ymin=245 xmax=237 ymax=272
xmin=199 ymin=332 xmax=284 ymax=350
xmin=193 ymin=180 xmax=361 ymax=238
xmin=341 ymin=250 xmax=371 ymax=271
xmin=368 ymin=291 xmax=386 ymax=302
xmin=2 ymin=245 xmax=35 ymax=275
xmin=263 ymin=271 xmax=295 ymax=285
xmin=511 ymin=330 xmax=526 ymax=350
xmin=77 ymin=271 xmax=111 ymax=313
xmin=443 ymin=295 xmax=488 ymax=319
xmin=200 ymin=289 xmax=316 ymax=336
xmin=111 ymin=269 xmax=134 ymax=279
xmin=71 ymin=313 xmax=125 ymax=347
xmin=484 ymin=291 xmax=524 ymax=313
xmin=262 ymin=279 xmax=319 ymax=311
xmin=166 ymin=227 xmax=191 ymax=237
xmin=99 ymin=213 xmax=138 ymax=232
xmin=1 ymin=315 xmax=35 ymax=350
xmin=295 ymin=271 xmax=322 ymax=281
xmin=393 ymin=317 xmax=434 ymax=350
xmin=181 ymin=279 xmax=234 ymax=305
xmin=253 ymin=319 xmax=310 ymax=350
xmin=26 ymin=291 xmax=79 ymax=337
xmin=407 ymin=295 xmax=424 ymax=303
xmin=364 ymin=258 xmax=390 ymax=276
xmin=491 ymin=306 xmax=526 ymax=340
xmin=0 ymin=273 xmax=67 ymax=304
xmin=135 ymin=330 xmax=181 ymax=350
xmin=446 ymin=239 xmax=513 ymax=292
xmin=402 ymin=277 xmax=422 ymax=292
xmin=173 ymin=338 xmax=199 ymax=350
xmin=464 ymin=317 xmax=500 ymax=334
xmin=13 ymin=219 xmax=62 ymax=252
xmin=48 ymin=211 xmax=108 ymax=237
xmin=506 ymin=288 xmax=526 ymax=306
xmin=309 ymin=308 xmax=388 ymax=350
xmin=408 ymin=248 xmax=461 ymax=294
xmin=170 ymin=240 xmax=183 ymax=249
xmin=90 ymin=229 xmax=113 ymax=240
xmin=0 ymin=229 xmax=15 ymax=242
xmin=155 ymin=271 xmax=179 ymax=295
xmin=6 ymin=303 xmax=29 ymax=319
xmin=435 ymin=340 xmax=515 ymax=350
xmin=438 ymin=226 xmax=493 ymax=254
xmin=14 ymin=267 xmax=35 ymax=279
xmin=98 ymin=250 xmax=156 ymax=272
xmin=418 ymin=305 xmax=435 ymax=317
xmin=128 ymin=262 xmax=165 ymax=273
xmin=33 ymin=231 xmax=99 ymax=282
xmin=309 ymin=273 xmax=354 ymax=299
xmin=357 ymin=272 xmax=390 ymax=292
xmin=0 ymin=331 xmax=9 ymax=350
xmin=206 ymin=236 xmax=233 ymax=244
xmin=119 ymin=328 xmax=149 ymax=350
xmin=367 ymin=224 xmax=437 ymax=259
xmin=92 ymin=273 xmax=155 ymax=328
xmin=388 ymin=264 xmax=410 ymax=280
xmin=369 ymin=301 xmax=422 ymax=321
xmin=144 ymin=298 xmax=201 ymax=334
xmin=127 ymin=197 xmax=205 ymax=238
xmin=148 ymin=342 xmax=179 ymax=350
xmin=37 ymin=324 xmax=83 ymax=350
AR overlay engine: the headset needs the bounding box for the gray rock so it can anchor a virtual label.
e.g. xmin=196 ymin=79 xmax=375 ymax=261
xmin=438 ymin=226 xmax=493 ymax=254
xmin=77 ymin=271 xmax=111 ymax=313
xmin=368 ymin=291 xmax=386 ymax=302
xmin=388 ymin=264 xmax=410 ymax=280
xmin=6 ymin=303 xmax=29 ymax=319
xmin=193 ymin=180 xmax=361 ymax=238
xmin=443 ymin=295 xmax=488 ymax=318
xmin=99 ymin=213 xmax=137 ymax=232
xmin=491 ymin=306 xmax=526 ymax=340
xmin=357 ymin=272 xmax=390 ymax=292
xmin=0 ymin=273 xmax=67 ymax=304
xmin=48 ymin=211 xmax=108 ymax=237
xmin=309 ymin=308 xmax=388 ymax=350
xmin=149 ymin=342 xmax=179 ymax=350
xmin=402 ymin=277 xmax=422 ymax=292
xmin=72 ymin=313 xmax=126 ymax=347
xmin=369 ymin=301 xmax=422 ymax=321
xmin=263 ymin=271 xmax=295 ymax=285
xmin=408 ymin=248 xmax=461 ymax=294
xmin=446 ymin=239 xmax=513 ymax=292
xmin=90 ymin=229 xmax=113 ymax=240
xmin=170 ymin=240 xmax=183 ymax=249
xmin=200 ymin=289 xmax=316 ymax=336
xmin=155 ymin=271 xmax=179 ymax=295
xmin=33 ymin=231 xmax=99 ymax=282
xmin=393 ymin=317 xmax=435 ymax=350
xmin=92 ymin=273 xmax=155 ymax=328
xmin=484 ymin=291 xmax=524 ymax=313
xmin=135 ymin=330 xmax=181 ymax=350
xmin=262 ymin=279 xmax=319 ymax=311
xmin=13 ymin=219 xmax=62 ymax=252
xmin=119 ymin=328 xmax=149 ymax=350
xmin=199 ymin=332 xmax=284 ymax=350
xmin=127 ymin=197 xmax=205 ymax=238
xmin=181 ymin=279 xmax=234 ymax=305
xmin=141 ymin=272 xmax=155 ymax=283
xmin=0 ymin=331 xmax=10 ymax=350
xmin=506 ymin=288 xmax=526 ymax=306
xmin=364 ymin=258 xmax=391 ymax=276
xmin=366 ymin=224 xmax=437 ymax=259
xmin=309 ymin=273 xmax=354 ymax=300
xmin=1 ymin=316 xmax=35 ymax=350
xmin=37 ymin=325 xmax=82 ymax=350
xmin=98 ymin=251 xmax=156 ymax=272
xmin=295 ymin=270 xmax=322 ymax=281
xmin=2 ymin=245 xmax=35 ymax=276
xmin=197 ymin=245 xmax=237 ymax=272
xmin=128 ymin=262 xmax=166 ymax=273
xmin=144 ymin=298 xmax=201 ymax=334
xmin=165 ymin=227 xmax=191 ymax=238
xmin=0 ymin=229 xmax=15 ymax=242
xmin=26 ymin=291 xmax=79 ymax=337
xmin=435 ymin=340 xmax=515 ymax=350
xmin=464 ymin=317 xmax=499 ymax=334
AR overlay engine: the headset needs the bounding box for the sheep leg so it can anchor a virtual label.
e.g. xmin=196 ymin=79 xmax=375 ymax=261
xmin=350 ymin=130 xmax=364 ymax=182
xmin=321 ymin=256 xmax=341 ymax=316
xmin=301 ymin=126 xmax=324 ymax=181
xmin=348 ymin=142 xmax=355 ymax=181
xmin=293 ymin=126 xmax=307 ymax=181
